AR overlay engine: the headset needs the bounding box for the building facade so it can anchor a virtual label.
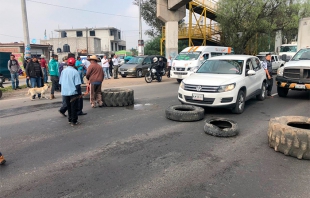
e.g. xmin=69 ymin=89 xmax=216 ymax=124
xmin=40 ymin=27 xmax=126 ymax=56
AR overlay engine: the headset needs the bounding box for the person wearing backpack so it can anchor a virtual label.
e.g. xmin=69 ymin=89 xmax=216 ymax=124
xmin=7 ymin=54 xmax=21 ymax=90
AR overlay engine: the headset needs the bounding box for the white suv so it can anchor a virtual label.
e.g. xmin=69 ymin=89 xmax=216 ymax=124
xmin=178 ymin=55 xmax=267 ymax=114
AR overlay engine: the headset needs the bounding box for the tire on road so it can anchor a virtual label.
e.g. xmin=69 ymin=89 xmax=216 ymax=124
xmin=102 ymin=88 xmax=134 ymax=107
xmin=0 ymin=90 xmax=2 ymax=99
xmin=268 ymin=116 xmax=310 ymax=160
xmin=204 ymin=118 xmax=239 ymax=137
xmin=165 ymin=105 xmax=204 ymax=122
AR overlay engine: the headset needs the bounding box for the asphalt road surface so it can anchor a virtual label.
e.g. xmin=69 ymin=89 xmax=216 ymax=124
xmin=0 ymin=80 xmax=309 ymax=198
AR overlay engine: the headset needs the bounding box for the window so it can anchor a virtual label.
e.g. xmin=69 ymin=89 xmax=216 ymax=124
xmin=118 ymin=32 xmax=121 ymax=39
xmin=115 ymin=43 xmax=117 ymax=51
xmin=144 ymin=57 xmax=151 ymax=64
xmin=90 ymin=30 xmax=95 ymax=36
xmin=76 ymin=31 xmax=83 ymax=37
xmin=211 ymin=52 xmax=224 ymax=57
xmin=271 ymin=56 xmax=275 ymax=62
xmin=110 ymin=30 xmax=113 ymax=36
xmin=251 ymin=58 xmax=261 ymax=71
xmin=245 ymin=59 xmax=253 ymax=73
xmin=274 ymin=56 xmax=278 ymax=61
xmin=111 ymin=42 xmax=113 ymax=51
xmin=202 ymin=54 xmax=209 ymax=60
xmin=197 ymin=60 xmax=243 ymax=75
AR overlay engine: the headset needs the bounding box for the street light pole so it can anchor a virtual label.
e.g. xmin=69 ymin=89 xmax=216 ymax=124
xmin=21 ymin=0 xmax=31 ymax=58
xmin=86 ymin=27 xmax=89 ymax=54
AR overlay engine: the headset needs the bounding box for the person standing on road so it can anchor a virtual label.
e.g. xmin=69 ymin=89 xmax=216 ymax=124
xmin=112 ymin=55 xmax=119 ymax=79
xmin=24 ymin=57 xmax=31 ymax=87
xmin=108 ymin=57 xmax=113 ymax=77
xmin=0 ymin=152 xmax=6 ymax=165
xmin=59 ymin=57 xmax=82 ymax=126
xmin=101 ymin=55 xmax=110 ymax=79
xmin=167 ymin=56 xmax=172 ymax=78
xmin=262 ymin=54 xmax=273 ymax=97
xmin=48 ymin=54 xmax=59 ymax=100
xmin=26 ymin=56 xmax=43 ymax=99
xmin=76 ymin=56 xmax=85 ymax=84
xmin=8 ymin=54 xmax=21 ymax=90
xmin=40 ymin=55 xmax=48 ymax=83
xmin=86 ymin=55 xmax=104 ymax=108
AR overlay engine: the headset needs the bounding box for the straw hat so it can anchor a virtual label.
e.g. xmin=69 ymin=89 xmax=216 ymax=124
xmin=87 ymin=55 xmax=99 ymax=62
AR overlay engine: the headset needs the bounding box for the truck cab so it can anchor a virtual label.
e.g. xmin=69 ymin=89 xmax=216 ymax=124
xmin=170 ymin=46 xmax=233 ymax=83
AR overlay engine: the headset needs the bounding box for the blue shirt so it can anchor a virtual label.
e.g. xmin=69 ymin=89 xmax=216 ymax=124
xmin=59 ymin=66 xmax=81 ymax=96
xmin=75 ymin=60 xmax=83 ymax=70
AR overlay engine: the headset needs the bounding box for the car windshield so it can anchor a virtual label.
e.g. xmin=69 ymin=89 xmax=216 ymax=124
xmin=197 ymin=60 xmax=243 ymax=75
xmin=119 ymin=56 xmax=125 ymax=59
xmin=127 ymin=56 xmax=144 ymax=64
xmin=291 ymin=49 xmax=310 ymax=61
xmin=175 ymin=52 xmax=201 ymax=61
xmin=280 ymin=46 xmax=297 ymax=53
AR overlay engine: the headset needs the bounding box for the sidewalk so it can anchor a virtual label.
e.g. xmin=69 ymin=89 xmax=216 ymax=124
xmin=0 ymin=76 xmax=176 ymax=101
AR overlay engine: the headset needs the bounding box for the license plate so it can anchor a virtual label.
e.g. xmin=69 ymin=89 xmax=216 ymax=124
xmin=192 ymin=93 xmax=203 ymax=101
xmin=177 ymin=75 xmax=182 ymax=78
xmin=295 ymin=84 xmax=305 ymax=89
xmin=121 ymin=71 xmax=124 ymax=74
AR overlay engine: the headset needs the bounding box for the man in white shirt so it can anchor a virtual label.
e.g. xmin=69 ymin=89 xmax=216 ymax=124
xmin=101 ymin=55 xmax=110 ymax=79
xmin=82 ymin=55 xmax=91 ymax=69
xmin=112 ymin=55 xmax=119 ymax=79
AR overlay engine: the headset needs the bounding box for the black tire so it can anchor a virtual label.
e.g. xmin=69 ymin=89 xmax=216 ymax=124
xmin=157 ymin=75 xmax=162 ymax=82
xmin=268 ymin=116 xmax=310 ymax=159
xmin=231 ymin=90 xmax=245 ymax=114
xmin=165 ymin=105 xmax=204 ymax=122
xmin=102 ymin=88 xmax=134 ymax=107
xmin=177 ymin=79 xmax=182 ymax=83
xmin=136 ymin=69 xmax=142 ymax=78
xmin=0 ymin=90 xmax=2 ymax=99
xmin=277 ymin=86 xmax=289 ymax=97
xmin=121 ymin=75 xmax=127 ymax=78
xmin=204 ymin=118 xmax=239 ymax=137
xmin=145 ymin=74 xmax=152 ymax=83
xmin=256 ymin=82 xmax=266 ymax=101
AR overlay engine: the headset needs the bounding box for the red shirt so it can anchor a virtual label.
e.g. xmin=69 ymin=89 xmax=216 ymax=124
xmin=40 ymin=58 xmax=47 ymax=68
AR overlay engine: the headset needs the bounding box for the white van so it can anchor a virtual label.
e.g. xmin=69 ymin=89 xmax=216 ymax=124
xmin=170 ymin=46 xmax=233 ymax=83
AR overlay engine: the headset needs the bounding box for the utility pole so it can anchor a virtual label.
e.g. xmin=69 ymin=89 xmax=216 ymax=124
xmin=138 ymin=0 xmax=144 ymax=56
xmin=21 ymin=0 xmax=31 ymax=59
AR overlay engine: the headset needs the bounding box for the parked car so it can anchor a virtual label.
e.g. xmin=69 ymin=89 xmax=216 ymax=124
xmin=256 ymin=54 xmax=285 ymax=73
xmin=119 ymin=55 xmax=167 ymax=78
xmin=178 ymin=55 xmax=267 ymax=114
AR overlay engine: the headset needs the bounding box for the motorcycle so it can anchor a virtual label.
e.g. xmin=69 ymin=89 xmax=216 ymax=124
xmin=145 ymin=65 xmax=164 ymax=83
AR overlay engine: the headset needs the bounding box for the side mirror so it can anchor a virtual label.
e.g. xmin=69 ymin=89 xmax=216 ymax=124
xmin=247 ymin=70 xmax=256 ymax=76
xmin=281 ymin=54 xmax=287 ymax=62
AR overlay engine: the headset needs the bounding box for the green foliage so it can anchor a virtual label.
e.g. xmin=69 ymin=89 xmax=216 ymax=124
xmin=144 ymin=36 xmax=161 ymax=55
xmin=217 ymin=0 xmax=310 ymax=54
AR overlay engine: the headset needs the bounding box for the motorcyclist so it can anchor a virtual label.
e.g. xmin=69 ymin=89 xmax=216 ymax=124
xmin=152 ymin=57 xmax=163 ymax=82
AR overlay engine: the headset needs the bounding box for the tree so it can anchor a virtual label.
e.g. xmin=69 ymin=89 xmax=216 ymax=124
xmin=144 ymin=36 xmax=161 ymax=55
xmin=217 ymin=0 xmax=310 ymax=54
xmin=133 ymin=0 xmax=185 ymax=38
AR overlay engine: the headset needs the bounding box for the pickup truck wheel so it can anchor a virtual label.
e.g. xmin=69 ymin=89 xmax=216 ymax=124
xmin=256 ymin=82 xmax=266 ymax=101
xmin=204 ymin=118 xmax=239 ymax=137
xmin=165 ymin=105 xmax=204 ymax=122
xmin=277 ymin=87 xmax=288 ymax=97
xmin=177 ymin=79 xmax=182 ymax=83
xmin=268 ymin=116 xmax=310 ymax=159
xmin=232 ymin=90 xmax=245 ymax=114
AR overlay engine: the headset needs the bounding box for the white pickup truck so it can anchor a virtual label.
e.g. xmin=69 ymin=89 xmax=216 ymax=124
xmin=256 ymin=54 xmax=285 ymax=73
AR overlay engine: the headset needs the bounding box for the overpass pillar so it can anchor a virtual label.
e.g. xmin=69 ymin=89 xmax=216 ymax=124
xmin=157 ymin=0 xmax=190 ymax=58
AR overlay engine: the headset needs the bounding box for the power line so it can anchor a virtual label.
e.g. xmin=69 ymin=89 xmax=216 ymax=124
xmin=0 ymin=33 xmax=23 ymax=39
xmin=26 ymin=0 xmax=138 ymax=19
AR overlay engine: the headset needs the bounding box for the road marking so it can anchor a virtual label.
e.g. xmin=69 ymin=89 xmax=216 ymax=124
xmin=271 ymin=93 xmax=278 ymax=96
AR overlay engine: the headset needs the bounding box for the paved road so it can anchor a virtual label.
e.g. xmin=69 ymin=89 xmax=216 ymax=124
xmin=0 ymin=80 xmax=309 ymax=198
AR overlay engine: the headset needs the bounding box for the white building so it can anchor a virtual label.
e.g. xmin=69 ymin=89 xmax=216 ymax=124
xmin=40 ymin=27 xmax=126 ymax=56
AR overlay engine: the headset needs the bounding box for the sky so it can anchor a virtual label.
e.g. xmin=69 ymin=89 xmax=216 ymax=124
xmin=0 ymin=0 xmax=151 ymax=50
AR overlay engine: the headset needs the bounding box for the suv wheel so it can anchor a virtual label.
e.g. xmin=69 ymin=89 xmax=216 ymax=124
xmin=232 ymin=90 xmax=245 ymax=114
xmin=136 ymin=69 xmax=142 ymax=78
xmin=277 ymin=87 xmax=288 ymax=97
xmin=256 ymin=82 xmax=266 ymax=101
xmin=121 ymin=75 xmax=127 ymax=78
